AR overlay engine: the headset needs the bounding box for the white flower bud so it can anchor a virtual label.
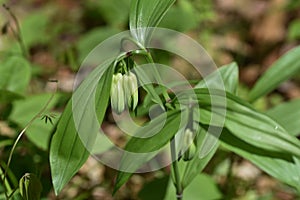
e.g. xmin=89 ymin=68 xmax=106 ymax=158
xmin=111 ymin=73 xmax=125 ymax=114
xmin=128 ymin=72 xmax=138 ymax=110
xmin=183 ymin=129 xmax=196 ymax=161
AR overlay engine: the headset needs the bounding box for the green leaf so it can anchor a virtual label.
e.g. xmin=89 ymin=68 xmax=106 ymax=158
xmin=134 ymin=66 xmax=164 ymax=108
xmin=0 ymin=56 xmax=31 ymax=94
xmin=165 ymin=173 xmax=223 ymax=200
xmin=9 ymin=94 xmax=60 ymax=150
xmin=249 ymin=46 xmax=300 ymax=102
xmin=19 ymin=173 xmax=42 ymax=200
xmin=129 ymin=0 xmax=176 ymax=45
xmin=159 ymin=0 xmax=199 ymax=32
xmin=77 ymin=27 xmax=120 ymax=63
xmin=179 ymin=62 xmax=239 ymax=185
xmin=220 ymin=129 xmax=300 ymax=191
xmin=21 ymin=11 xmax=52 ymax=47
xmin=50 ymin=63 xmax=114 ymax=194
xmin=0 ymin=89 xmax=23 ymax=103
xmin=178 ymin=89 xmax=300 ymax=157
xmin=266 ymin=99 xmax=300 ymax=136
xmin=97 ymin=0 xmax=130 ymax=27
xmin=288 ymin=19 xmax=300 ymax=40
xmin=138 ymin=175 xmax=170 ymax=200
xmin=196 ymin=62 xmax=239 ymax=95
xmin=113 ymin=109 xmax=186 ymax=194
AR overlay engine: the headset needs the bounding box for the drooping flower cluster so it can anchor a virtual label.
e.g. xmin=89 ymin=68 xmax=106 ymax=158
xmin=110 ymin=72 xmax=138 ymax=114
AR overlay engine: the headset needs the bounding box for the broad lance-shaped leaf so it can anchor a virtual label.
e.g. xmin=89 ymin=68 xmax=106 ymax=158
xmin=249 ymin=46 xmax=300 ymax=102
xmin=177 ymin=89 xmax=300 ymax=158
xmin=220 ymin=128 xmax=300 ymax=191
xmin=129 ymin=0 xmax=176 ymax=45
xmin=50 ymin=63 xmax=113 ymax=194
xmin=113 ymin=109 xmax=186 ymax=194
xmin=266 ymin=99 xmax=300 ymax=136
xmin=181 ymin=63 xmax=239 ymax=188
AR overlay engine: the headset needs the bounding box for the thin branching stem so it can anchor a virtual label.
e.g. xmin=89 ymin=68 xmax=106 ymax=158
xmin=1 ymin=81 xmax=58 ymax=199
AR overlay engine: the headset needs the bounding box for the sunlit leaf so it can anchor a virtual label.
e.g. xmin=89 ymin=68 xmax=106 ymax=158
xmin=50 ymin=63 xmax=114 ymax=194
xmin=129 ymin=0 xmax=176 ymax=45
xmin=196 ymin=62 xmax=239 ymax=95
xmin=178 ymin=89 xmax=300 ymax=157
xmin=249 ymin=46 xmax=300 ymax=102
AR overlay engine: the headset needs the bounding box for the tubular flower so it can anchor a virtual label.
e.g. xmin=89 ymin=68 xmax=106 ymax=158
xmin=183 ymin=128 xmax=196 ymax=161
xmin=126 ymin=72 xmax=139 ymax=110
xmin=110 ymin=73 xmax=125 ymax=114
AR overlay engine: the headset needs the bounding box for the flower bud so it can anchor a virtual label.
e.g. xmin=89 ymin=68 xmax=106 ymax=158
xmin=183 ymin=129 xmax=196 ymax=161
xmin=19 ymin=173 xmax=42 ymax=200
xmin=128 ymin=72 xmax=139 ymax=110
xmin=111 ymin=73 xmax=125 ymax=114
xmin=122 ymin=72 xmax=139 ymax=110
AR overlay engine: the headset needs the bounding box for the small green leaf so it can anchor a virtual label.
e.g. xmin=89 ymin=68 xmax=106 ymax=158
xmin=195 ymin=62 xmax=239 ymax=95
xmin=113 ymin=109 xmax=186 ymax=194
xmin=249 ymin=46 xmax=300 ymax=102
xmin=50 ymin=62 xmax=114 ymax=194
xmin=19 ymin=173 xmax=42 ymax=200
xmin=267 ymin=99 xmax=300 ymax=136
xmin=129 ymin=0 xmax=176 ymax=45
xmin=0 ymin=56 xmax=31 ymax=94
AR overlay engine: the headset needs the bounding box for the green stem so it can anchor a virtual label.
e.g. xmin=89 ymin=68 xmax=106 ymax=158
xmin=3 ymin=4 xmax=29 ymax=59
xmin=170 ymin=136 xmax=183 ymax=200
xmin=121 ymin=36 xmax=171 ymax=103
xmin=1 ymin=80 xmax=57 ymax=199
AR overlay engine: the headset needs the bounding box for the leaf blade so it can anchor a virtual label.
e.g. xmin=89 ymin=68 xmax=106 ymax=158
xmin=113 ymin=109 xmax=185 ymax=194
xmin=249 ymin=46 xmax=300 ymax=102
xmin=129 ymin=0 xmax=176 ymax=45
xmin=50 ymin=63 xmax=113 ymax=194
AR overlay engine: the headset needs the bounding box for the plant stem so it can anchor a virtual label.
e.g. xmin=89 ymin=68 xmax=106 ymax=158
xmin=121 ymin=36 xmax=171 ymax=103
xmin=170 ymin=136 xmax=183 ymax=200
xmin=1 ymin=80 xmax=57 ymax=199
xmin=3 ymin=4 xmax=29 ymax=59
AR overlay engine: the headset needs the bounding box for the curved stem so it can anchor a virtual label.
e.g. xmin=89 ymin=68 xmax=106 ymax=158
xmin=120 ymin=36 xmax=171 ymax=103
xmin=2 ymin=81 xmax=57 ymax=199
xmin=3 ymin=4 xmax=29 ymax=59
